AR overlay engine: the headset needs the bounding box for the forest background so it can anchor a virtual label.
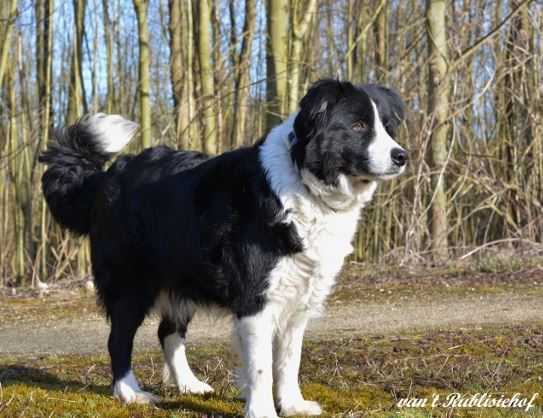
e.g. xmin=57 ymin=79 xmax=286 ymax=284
xmin=0 ymin=0 xmax=541 ymax=286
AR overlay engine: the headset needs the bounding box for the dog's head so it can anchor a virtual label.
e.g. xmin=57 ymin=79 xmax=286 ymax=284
xmin=292 ymin=79 xmax=407 ymax=186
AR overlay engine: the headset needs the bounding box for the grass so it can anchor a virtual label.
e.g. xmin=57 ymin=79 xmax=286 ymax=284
xmin=1 ymin=324 xmax=542 ymax=417
xmin=1 ymin=258 xmax=542 ymax=416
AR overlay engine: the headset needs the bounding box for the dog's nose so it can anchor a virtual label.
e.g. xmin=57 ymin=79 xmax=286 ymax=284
xmin=391 ymin=148 xmax=408 ymax=167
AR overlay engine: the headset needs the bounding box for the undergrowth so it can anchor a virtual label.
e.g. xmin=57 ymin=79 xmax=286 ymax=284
xmin=1 ymin=324 xmax=542 ymax=417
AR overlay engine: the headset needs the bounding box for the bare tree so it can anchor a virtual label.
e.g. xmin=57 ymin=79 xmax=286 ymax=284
xmin=0 ymin=0 xmax=17 ymax=90
xmin=266 ymin=0 xmax=289 ymax=130
xmin=197 ymin=0 xmax=217 ymax=154
xmin=288 ymin=0 xmax=317 ymax=113
xmin=67 ymin=0 xmax=87 ymax=124
xmin=230 ymin=0 xmax=256 ymax=147
xmin=133 ymin=0 xmax=152 ymax=148
xmin=426 ymin=0 xmax=449 ymax=261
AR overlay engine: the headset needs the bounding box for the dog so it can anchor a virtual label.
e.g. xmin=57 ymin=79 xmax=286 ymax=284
xmin=40 ymin=79 xmax=407 ymax=417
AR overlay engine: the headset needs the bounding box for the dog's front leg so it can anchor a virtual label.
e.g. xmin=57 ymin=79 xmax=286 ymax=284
xmin=235 ymin=310 xmax=278 ymax=418
xmin=274 ymin=315 xmax=321 ymax=416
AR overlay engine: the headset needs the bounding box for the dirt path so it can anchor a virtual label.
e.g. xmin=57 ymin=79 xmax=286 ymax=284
xmin=1 ymin=292 xmax=541 ymax=355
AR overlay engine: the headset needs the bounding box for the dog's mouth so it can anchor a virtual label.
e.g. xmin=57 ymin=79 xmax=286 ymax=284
xmin=354 ymin=166 xmax=406 ymax=182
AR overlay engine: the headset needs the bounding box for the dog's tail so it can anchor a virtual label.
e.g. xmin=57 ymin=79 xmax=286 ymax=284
xmin=39 ymin=114 xmax=138 ymax=235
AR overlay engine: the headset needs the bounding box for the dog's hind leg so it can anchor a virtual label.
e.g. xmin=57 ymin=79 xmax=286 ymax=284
xmin=158 ymin=307 xmax=214 ymax=394
xmin=109 ymin=298 xmax=159 ymax=404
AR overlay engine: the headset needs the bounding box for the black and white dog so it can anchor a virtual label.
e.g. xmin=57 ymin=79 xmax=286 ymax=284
xmin=40 ymin=79 xmax=406 ymax=417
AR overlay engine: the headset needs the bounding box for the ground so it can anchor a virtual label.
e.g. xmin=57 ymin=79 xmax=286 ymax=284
xmin=0 ymin=258 xmax=542 ymax=417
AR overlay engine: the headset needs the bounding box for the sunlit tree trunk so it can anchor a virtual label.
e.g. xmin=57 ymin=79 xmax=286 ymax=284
xmin=197 ymin=0 xmax=217 ymax=154
xmin=266 ymin=0 xmax=289 ymax=130
xmin=230 ymin=0 xmax=256 ymax=147
xmin=36 ymin=0 xmax=54 ymax=281
xmin=288 ymin=0 xmax=317 ymax=114
xmin=426 ymin=0 xmax=449 ymax=261
xmin=374 ymin=4 xmax=387 ymax=81
xmin=67 ymin=0 xmax=86 ymax=124
xmin=103 ymin=0 xmax=114 ymax=113
xmin=0 ymin=0 xmax=18 ymax=90
xmin=169 ymin=0 xmax=184 ymax=146
xmin=133 ymin=0 xmax=152 ymax=148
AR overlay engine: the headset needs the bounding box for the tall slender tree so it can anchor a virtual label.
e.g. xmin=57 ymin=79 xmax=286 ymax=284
xmin=426 ymin=0 xmax=449 ymax=261
xmin=169 ymin=0 xmax=184 ymax=145
xmin=102 ymin=0 xmax=114 ymax=113
xmin=266 ymin=0 xmax=289 ymax=130
xmin=374 ymin=4 xmax=387 ymax=81
xmin=0 ymin=0 xmax=18 ymax=90
xmin=197 ymin=0 xmax=217 ymax=154
xmin=288 ymin=0 xmax=317 ymax=114
xmin=230 ymin=0 xmax=256 ymax=147
xmin=67 ymin=0 xmax=87 ymax=124
xmin=133 ymin=0 xmax=152 ymax=148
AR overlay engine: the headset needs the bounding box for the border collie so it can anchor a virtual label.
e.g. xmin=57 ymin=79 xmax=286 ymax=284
xmin=40 ymin=79 xmax=406 ymax=418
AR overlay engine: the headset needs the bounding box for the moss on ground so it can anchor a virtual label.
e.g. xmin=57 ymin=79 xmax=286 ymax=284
xmin=1 ymin=324 xmax=542 ymax=417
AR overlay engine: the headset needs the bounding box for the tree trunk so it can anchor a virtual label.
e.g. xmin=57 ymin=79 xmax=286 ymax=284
xmin=67 ymin=0 xmax=86 ymax=124
xmin=133 ymin=0 xmax=152 ymax=148
xmin=266 ymin=0 xmax=289 ymax=130
xmin=426 ymin=0 xmax=449 ymax=261
xmin=230 ymin=0 xmax=256 ymax=148
xmin=211 ymin=0 xmax=223 ymax=153
xmin=36 ymin=0 xmax=54 ymax=281
xmin=374 ymin=3 xmax=387 ymax=81
xmin=169 ymin=0 xmax=184 ymax=146
xmin=197 ymin=0 xmax=217 ymax=154
xmin=288 ymin=0 xmax=317 ymax=114
xmin=0 ymin=0 xmax=18 ymax=90
xmin=103 ymin=0 xmax=114 ymax=113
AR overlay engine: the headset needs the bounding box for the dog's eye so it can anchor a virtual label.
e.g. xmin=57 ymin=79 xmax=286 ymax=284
xmin=352 ymin=121 xmax=367 ymax=132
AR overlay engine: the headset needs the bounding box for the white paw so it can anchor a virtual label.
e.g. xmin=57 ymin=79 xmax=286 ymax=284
xmin=245 ymin=406 xmax=279 ymax=418
xmin=114 ymin=387 xmax=160 ymax=404
xmin=132 ymin=390 xmax=161 ymax=404
xmin=179 ymin=378 xmax=214 ymax=394
xmin=162 ymin=364 xmax=176 ymax=386
xmin=280 ymin=400 xmax=322 ymax=416
xmin=113 ymin=371 xmax=161 ymax=404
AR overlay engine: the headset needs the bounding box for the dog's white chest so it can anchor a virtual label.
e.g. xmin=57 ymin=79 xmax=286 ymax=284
xmin=265 ymin=203 xmax=361 ymax=315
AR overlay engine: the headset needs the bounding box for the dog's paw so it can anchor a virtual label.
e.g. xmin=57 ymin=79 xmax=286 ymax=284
xmin=179 ymin=378 xmax=214 ymax=395
xmin=162 ymin=364 xmax=176 ymax=386
xmin=245 ymin=407 xmax=279 ymax=418
xmin=132 ymin=390 xmax=161 ymax=404
xmin=280 ymin=400 xmax=322 ymax=416
xmin=114 ymin=387 xmax=160 ymax=404
xmin=113 ymin=372 xmax=161 ymax=404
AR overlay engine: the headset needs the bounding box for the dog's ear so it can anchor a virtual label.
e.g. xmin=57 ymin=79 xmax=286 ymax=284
xmin=359 ymin=84 xmax=405 ymax=134
xmin=294 ymin=79 xmax=353 ymax=142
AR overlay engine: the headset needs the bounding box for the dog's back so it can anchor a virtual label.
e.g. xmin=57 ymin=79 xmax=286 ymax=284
xmin=40 ymin=115 xmax=301 ymax=318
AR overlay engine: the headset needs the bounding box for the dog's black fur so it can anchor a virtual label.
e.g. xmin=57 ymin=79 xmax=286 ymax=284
xmin=40 ymin=79 xmax=405 ymax=404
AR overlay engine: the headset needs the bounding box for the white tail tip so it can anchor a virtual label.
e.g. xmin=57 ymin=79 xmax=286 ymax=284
xmin=81 ymin=113 xmax=139 ymax=154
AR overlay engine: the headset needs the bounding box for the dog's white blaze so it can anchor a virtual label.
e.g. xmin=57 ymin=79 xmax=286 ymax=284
xmin=260 ymin=115 xmax=376 ymax=317
xmin=163 ymin=333 xmax=214 ymax=394
xmin=82 ymin=113 xmax=138 ymax=153
xmin=366 ymin=101 xmax=405 ymax=175
xmin=258 ymin=115 xmax=378 ymax=416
